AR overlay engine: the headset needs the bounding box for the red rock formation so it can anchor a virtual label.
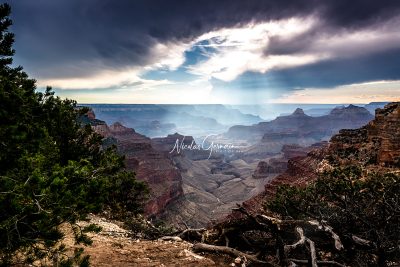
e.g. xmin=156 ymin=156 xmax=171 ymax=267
xmin=92 ymin=120 xmax=184 ymax=217
xmin=372 ymin=103 xmax=400 ymax=166
xmin=252 ymin=161 xmax=270 ymax=179
xmin=252 ymin=159 xmax=288 ymax=179
xmin=252 ymin=142 xmax=328 ymax=179
xmin=328 ymin=102 xmax=400 ymax=167
xmin=282 ymin=144 xmax=312 ymax=158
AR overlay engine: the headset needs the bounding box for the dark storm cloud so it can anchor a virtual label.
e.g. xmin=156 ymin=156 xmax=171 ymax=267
xmin=271 ymin=48 xmax=400 ymax=92
xmin=8 ymin=0 xmax=400 ymax=79
xmin=271 ymin=48 xmax=400 ymax=89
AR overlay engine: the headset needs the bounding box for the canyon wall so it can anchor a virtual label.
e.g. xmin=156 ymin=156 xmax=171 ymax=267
xmin=90 ymin=119 xmax=184 ymax=217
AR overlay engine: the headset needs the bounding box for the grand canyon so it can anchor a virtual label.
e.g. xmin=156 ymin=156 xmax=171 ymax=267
xmin=82 ymin=102 xmax=382 ymax=228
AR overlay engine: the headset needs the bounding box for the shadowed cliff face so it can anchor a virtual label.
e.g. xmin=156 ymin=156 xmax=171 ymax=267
xmin=240 ymin=102 xmax=400 ymax=214
xmin=252 ymin=142 xmax=328 ymax=179
xmin=92 ymin=121 xmax=184 ymax=217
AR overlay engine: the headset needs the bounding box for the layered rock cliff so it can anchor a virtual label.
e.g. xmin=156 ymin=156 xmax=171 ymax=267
xmin=329 ymin=102 xmax=400 ymax=167
xmin=90 ymin=118 xmax=184 ymax=217
xmin=252 ymin=142 xmax=327 ymax=179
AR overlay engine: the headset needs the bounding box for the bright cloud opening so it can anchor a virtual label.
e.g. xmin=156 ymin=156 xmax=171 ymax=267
xmin=187 ymin=17 xmax=320 ymax=81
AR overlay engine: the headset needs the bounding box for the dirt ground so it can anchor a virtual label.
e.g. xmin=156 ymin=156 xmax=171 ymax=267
xmin=63 ymin=215 xmax=233 ymax=267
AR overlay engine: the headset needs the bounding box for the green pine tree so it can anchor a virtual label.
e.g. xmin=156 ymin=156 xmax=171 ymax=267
xmin=0 ymin=4 xmax=148 ymax=266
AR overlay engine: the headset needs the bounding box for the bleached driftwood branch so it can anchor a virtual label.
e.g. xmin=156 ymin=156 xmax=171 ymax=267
xmin=193 ymin=242 xmax=277 ymax=266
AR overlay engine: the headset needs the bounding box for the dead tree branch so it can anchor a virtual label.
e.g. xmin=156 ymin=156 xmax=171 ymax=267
xmin=284 ymin=227 xmax=306 ymax=253
xmin=193 ymin=242 xmax=278 ymax=266
xmin=284 ymin=227 xmax=317 ymax=267
xmin=308 ymin=220 xmax=343 ymax=251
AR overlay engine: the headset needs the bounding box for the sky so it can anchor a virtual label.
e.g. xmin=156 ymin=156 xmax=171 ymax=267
xmin=7 ymin=0 xmax=400 ymax=104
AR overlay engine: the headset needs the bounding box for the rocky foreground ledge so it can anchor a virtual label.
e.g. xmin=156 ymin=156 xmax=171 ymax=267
xmin=63 ymin=215 xmax=232 ymax=267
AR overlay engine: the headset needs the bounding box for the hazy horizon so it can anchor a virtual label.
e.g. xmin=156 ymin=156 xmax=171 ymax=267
xmin=82 ymin=102 xmax=385 ymax=138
